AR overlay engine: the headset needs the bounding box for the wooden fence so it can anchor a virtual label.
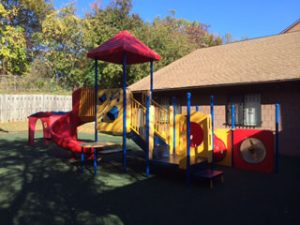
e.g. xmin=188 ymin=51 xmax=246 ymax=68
xmin=0 ymin=94 xmax=72 ymax=122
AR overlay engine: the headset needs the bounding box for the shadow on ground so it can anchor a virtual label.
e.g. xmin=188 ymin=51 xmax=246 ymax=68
xmin=0 ymin=132 xmax=299 ymax=225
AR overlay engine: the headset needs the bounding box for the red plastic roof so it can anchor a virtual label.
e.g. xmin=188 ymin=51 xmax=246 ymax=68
xmin=87 ymin=30 xmax=161 ymax=64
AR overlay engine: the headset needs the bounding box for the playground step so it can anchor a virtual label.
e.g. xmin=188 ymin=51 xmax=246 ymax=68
xmin=153 ymin=144 xmax=170 ymax=159
xmin=192 ymin=169 xmax=224 ymax=189
xmin=150 ymin=154 xmax=208 ymax=167
xmin=128 ymin=131 xmax=147 ymax=150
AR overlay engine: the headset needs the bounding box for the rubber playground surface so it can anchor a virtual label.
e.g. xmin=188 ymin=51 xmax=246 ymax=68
xmin=0 ymin=131 xmax=299 ymax=225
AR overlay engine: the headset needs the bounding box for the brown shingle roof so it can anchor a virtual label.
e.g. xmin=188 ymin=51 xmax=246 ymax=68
xmin=281 ymin=18 xmax=300 ymax=33
xmin=129 ymin=31 xmax=300 ymax=92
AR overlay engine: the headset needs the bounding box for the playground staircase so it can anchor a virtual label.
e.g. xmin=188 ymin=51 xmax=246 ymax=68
xmin=130 ymin=95 xmax=170 ymax=150
xmin=128 ymin=131 xmax=147 ymax=151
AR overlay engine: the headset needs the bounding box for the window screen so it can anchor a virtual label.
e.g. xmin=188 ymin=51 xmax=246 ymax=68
xmin=226 ymin=96 xmax=244 ymax=126
xmin=226 ymin=94 xmax=261 ymax=127
xmin=244 ymin=94 xmax=261 ymax=126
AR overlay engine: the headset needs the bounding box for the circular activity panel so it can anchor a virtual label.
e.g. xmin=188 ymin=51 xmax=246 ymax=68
xmin=240 ymin=137 xmax=267 ymax=164
xmin=233 ymin=129 xmax=274 ymax=173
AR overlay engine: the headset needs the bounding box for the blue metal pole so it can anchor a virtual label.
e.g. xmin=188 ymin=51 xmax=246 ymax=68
xmin=122 ymin=53 xmax=127 ymax=171
xmin=172 ymin=96 xmax=176 ymax=155
xmin=231 ymin=104 xmax=235 ymax=167
xmin=186 ymin=92 xmax=191 ymax=185
xmin=93 ymin=148 xmax=97 ymax=176
xmin=210 ymin=95 xmax=214 ymax=168
xmin=94 ymin=59 xmax=99 ymax=142
xmin=196 ymin=105 xmax=199 ymax=112
xmin=275 ymin=103 xmax=280 ymax=173
xmin=150 ymin=60 xmax=154 ymax=97
xmin=81 ymin=147 xmax=85 ymax=174
xmin=145 ymin=94 xmax=150 ymax=177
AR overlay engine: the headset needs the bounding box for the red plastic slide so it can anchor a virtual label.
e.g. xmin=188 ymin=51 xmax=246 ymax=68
xmin=28 ymin=89 xmax=92 ymax=154
xmin=49 ymin=112 xmax=83 ymax=153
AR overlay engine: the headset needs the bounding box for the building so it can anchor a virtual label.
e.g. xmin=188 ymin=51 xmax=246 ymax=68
xmin=129 ymin=20 xmax=300 ymax=156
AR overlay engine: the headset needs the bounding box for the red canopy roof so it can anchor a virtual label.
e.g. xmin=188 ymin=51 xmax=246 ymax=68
xmin=87 ymin=30 xmax=161 ymax=64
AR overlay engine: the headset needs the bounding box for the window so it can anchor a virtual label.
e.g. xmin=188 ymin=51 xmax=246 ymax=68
xmin=226 ymin=94 xmax=261 ymax=127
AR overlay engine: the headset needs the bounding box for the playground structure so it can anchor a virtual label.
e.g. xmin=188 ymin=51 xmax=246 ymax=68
xmin=28 ymin=30 xmax=280 ymax=185
xmin=82 ymin=87 xmax=278 ymax=174
xmin=28 ymin=86 xmax=279 ymax=173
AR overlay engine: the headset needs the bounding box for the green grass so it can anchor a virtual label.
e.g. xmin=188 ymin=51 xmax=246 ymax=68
xmin=0 ymin=131 xmax=299 ymax=225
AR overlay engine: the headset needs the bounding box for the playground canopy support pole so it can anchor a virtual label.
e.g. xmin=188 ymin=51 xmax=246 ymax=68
xmin=122 ymin=53 xmax=127 ymax=171
xmin=172 ymin=97 xmax=176 ymax=155
xmin=186 ymin=92 xmax=191 ymax=185
xmin=210 ymin=95 xmax=214 ymax=169
xmin=231 ymin=104 xmax=235 ymax=167
xmin=275 ymin=103 xmax=280 ymax=173
xmin=150 ymin=61 xmax=154 ymax=97
xmin=145 ymin=60 xmax=153 ymax=176
xmin=145 ymin=94 xmax=150 ymax=177
xmin=196 ymin=105 xmax=199 ymax=112
xmin=94 ymin=59 xmax=99 ymax=142
xmin=93 ymin=148 xmax=97 ymax=176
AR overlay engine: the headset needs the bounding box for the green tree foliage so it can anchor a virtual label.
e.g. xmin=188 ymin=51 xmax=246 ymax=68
xmin=1 ymin=0 xmax=52 ymax=54
xmin=1 ymin=0 xmax=226 ymax=90
xmin=83 ymin=2 xmax=224 ymax=88
xmin=82 ymin=0 xmax=147 ymax=88
xmin=0 ymin=3 xmax=27 ymax=74
xmin=39 ymin=4 xmax=88 ymax=89
xmin=125 ymin=13 xmax=223 ymax=85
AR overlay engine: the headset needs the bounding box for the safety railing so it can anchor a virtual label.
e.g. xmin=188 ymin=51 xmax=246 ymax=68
xmin=130 ymin=96 xmax=146 ymax=139
xmin=130 ymin=95 xmax=171 ymax=143
xmin=152 ymin=99 xmax=170 ymax=142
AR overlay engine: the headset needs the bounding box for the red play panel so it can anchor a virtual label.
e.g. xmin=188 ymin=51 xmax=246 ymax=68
xmin=233 ymin=129 xmax=274 ymax=173
xmin=190 ymin=122 xmax=204 ymax=147
xmin=87 ymin=30 xmax=161 ymax=64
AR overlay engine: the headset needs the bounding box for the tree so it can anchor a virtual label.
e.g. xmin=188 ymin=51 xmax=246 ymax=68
xmin=1 ymin=0 xmax=224 ymax=90
xmin=0 ymin=3 xmax=27 ymax=74
xmin=224 ymin=33 xmax=233 ymax=44
xmin=83 ymin=0 xmax=145 ymax=88
xmin=39 ymin=4 xmax=88 ymax=89
xmin=1 ymin=0 xmax=53 ymax=59
xmin=83 ymin=1 xmax=223 ymax=87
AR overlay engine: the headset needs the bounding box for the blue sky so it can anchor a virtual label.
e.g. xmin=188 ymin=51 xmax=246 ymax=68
xmin=54 ymin=0 xmax=300 ymax=40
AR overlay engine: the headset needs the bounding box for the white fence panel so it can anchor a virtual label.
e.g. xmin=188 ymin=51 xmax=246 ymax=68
xmin=0 ymin=94 xmax=72 ymax=122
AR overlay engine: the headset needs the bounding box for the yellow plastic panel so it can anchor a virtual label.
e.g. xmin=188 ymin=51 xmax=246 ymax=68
xmin=97 ymin=89 xmax=131 ymax=135
xmin=176 ymin=112 xmax=213 ymax=169
xmin=190 ymin=112 xmax=213 ymax=162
